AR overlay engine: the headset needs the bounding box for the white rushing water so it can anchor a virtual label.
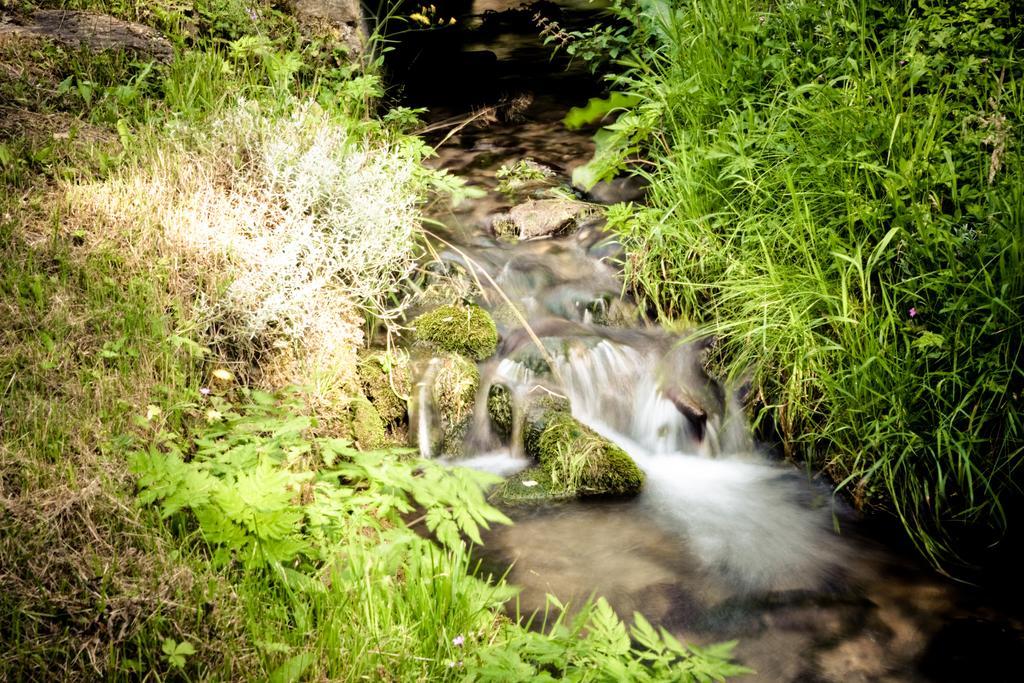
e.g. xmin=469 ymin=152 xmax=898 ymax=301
xmin=554 ymin=340 xmax=842 ymax=590
xmin=446 ymin=336 xmax=845 ymax=591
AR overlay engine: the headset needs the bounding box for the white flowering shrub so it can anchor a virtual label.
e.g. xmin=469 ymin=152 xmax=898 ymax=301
xmin=68 ymin=100 xmax=432 ymax=355
xmin=207 ymin=102 xmax=422 ymax=341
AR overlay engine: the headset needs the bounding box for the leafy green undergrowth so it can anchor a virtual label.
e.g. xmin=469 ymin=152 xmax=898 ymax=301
xmin=471 ymin=597 xmax=749 ymax=682
xmin=130 ymin=388 xmax=511 ymax=569
xmin=573 ymin=0 xmax=1024 ymax=569
xmin=129 ymin=389 xmax=748 ymax=681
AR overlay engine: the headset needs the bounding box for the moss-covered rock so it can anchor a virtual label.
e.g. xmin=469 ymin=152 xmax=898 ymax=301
xmin=409 ymin=351 xmax=480 ymax=455
xmin=536 ymin=412 xmax=644 ymax=497
xmin=349 ymin=397 xmax=387 ymax=450
xmin=508 ymin=342 xmax=557 ymax=376
xmin=412 ymin=304 xmax=498 ymax=361
xmin=440 ymin=413 xmax=473 ymax=458
xmin=492 ymin=199 xmax=598 ymax=240
xmin=433 ymin=353 xmax=479 ymax=427
xmin=521 ymin=394 xmax=571 ymax=458
xmin=495 ymin=467 xmax=573 ymax=504
xmin=357 ymin=350 xmax=409 ymax=427
xmin=487 ymin=384 xmax=513 ymax=439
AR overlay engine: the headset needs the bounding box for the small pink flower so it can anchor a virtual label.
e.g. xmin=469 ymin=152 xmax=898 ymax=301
xmin=199 ymin=387 xmax=211 ymax=396
xmin=452 ymin=635 xmax=464 ymax=647
xmin=909 ymin=307 xmax=918 ymax=318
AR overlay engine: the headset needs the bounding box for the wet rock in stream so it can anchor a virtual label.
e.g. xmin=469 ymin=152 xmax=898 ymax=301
xmin=576 ymin=173 xmax=650 ymax=205
xmin=492 ymin=198 xmax=599 ymax=240
xmin=417 ymin=352 xmax=480 ymax=456
xmin=492 ymin=388 xmax=645 ymax=502
xmin=486 ymin=383 xmax=513 ymax=439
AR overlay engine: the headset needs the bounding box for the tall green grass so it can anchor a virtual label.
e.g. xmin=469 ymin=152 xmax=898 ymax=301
xmin=586 ymin=0 xmax=1023 ymax=568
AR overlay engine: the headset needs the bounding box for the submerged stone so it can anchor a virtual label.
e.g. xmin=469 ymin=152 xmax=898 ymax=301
xmin=578 ymin=174 xmax=649 ymax=205
xmin=491 ymin=198 xmax=598 ymax=240
xmin=413 ymin=303 xmax=498 ymax=361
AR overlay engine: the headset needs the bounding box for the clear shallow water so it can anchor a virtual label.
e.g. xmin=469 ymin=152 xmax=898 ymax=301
xmin=404 ymin=3 xmax=1024 ymax=679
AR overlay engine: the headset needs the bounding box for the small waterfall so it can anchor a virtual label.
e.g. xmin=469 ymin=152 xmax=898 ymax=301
xmin=412 ymin=358 xmax=440 ymax=458
xmin=556 ymin=340 xmax=705 ymax=455
xmin=439 ymin=333 xmax=842 ymax=590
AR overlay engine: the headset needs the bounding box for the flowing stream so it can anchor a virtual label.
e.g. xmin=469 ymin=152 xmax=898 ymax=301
xmin=391 ymin=2 xmax=1023 ymax=679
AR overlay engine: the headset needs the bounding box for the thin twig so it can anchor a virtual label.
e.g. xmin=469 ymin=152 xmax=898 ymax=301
xmin=421 ymin=228 xmax=565 ymax=385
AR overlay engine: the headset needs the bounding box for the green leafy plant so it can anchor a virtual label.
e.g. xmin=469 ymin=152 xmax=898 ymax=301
xmin=161 ymin=638 xmax=196 ymax=669
xmin=467 ymin=596 xmax=751 ymax=681
xmin=130 ymin=388 xmax=511 ymax=569
xmin=495 ymin=158 xmax=557 ymax=195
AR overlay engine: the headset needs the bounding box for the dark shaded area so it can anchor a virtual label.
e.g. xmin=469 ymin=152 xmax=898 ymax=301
xmin=373 ymin=0 xmax=608 ymax=109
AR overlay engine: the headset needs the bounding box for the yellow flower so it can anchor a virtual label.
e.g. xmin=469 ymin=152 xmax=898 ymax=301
xmin=145 ymin=404 xmax=162 ymax=421
xmin=410 ymin=12 xmax=430 ymax=26
xmin=205 ymin=409 xmax=223 ymax=423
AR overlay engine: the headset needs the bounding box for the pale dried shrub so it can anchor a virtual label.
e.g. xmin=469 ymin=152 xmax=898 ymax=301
xmin=65 ymin=99 xmax=425 ymax=367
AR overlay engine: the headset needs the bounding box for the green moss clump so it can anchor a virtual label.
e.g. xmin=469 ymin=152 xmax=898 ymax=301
xmin=537 ymin=412 xmax=644 ymax=497
xmin=440 ymin=414 xmax=473 ymax=458
xmin=496 ymin=467 xmax=573 ymax=504
xmin=487 ymin=384 xmax=513 ymax=439
xmin=350 ymin=397 xmax=387 ymax=450
xmin=413 ymin=304 xmax=498 ymax=361
xmin=357 ymin=351 xmax=409 ymax=426
xmin=521 ymin=394 xmax=571 ymax=457
xmin=433 ymin=353 xmax=479 ymax=428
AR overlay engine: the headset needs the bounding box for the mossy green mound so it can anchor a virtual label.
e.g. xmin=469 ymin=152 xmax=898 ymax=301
xmin=413 ymin=304 xmax=498 ymax=361
xmin=496 ymin=467 xmax=574 ymax=504
xmin=487 ymin=384 xmax=513 ymax=439
xmin=440 ymin=414 xmax=473 ymax=457
xmin=357 ymin=350 xmax=409 ymax=427
xmin=537 ymin=413 xmax=644 ymax=497
xmin=433 ymin=353 xmax=479 ymax=427
xmin=522 ymin=394 xmax=571 ymax=457
xmin=413 ymin=352 xmax=480 ymax=455
xmin=350 ymin=397 xmax=388 ymax=450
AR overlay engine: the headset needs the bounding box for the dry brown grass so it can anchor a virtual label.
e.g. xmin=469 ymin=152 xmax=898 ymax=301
xmin=0 ymin=210 xmax=256 ymax=679
xmin=0 ymin=443 xmax=256 ymax=679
